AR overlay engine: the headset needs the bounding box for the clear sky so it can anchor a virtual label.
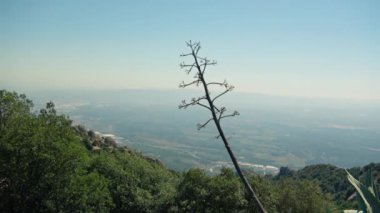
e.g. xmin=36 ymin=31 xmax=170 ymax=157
xmin=1 ymin=0 xmax=379 ymax=100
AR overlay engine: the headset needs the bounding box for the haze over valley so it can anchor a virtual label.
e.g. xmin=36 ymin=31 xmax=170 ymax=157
xmin=27 ymin=89 xmax=380 ymax=173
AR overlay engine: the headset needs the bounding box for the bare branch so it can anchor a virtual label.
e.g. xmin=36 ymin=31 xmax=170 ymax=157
xmin=180 ymin=44 xmax=216 ymax=76
xmin=202 ymin=62 xmax=216 ymax=75
xmin=191 ymin=96 xmax=206 ymax=102
xmin=180 ymin=62 xmax=197 ymax=74
xmin=178 ymin=99 xmax=191 ymax=109
xmin=179 ymin=63 xmax=196 ymax=68
xmin=195 ymin=43 xmax=201 ymax=55
xmin=179 ymin=80 xmax=200 ymax=88
xmin=178 ymin=96 xmax=210 ymax=110
xmin=217 ymin=107 xmax=227 ymax=121
xmin=197 ymin=102 xmax=211 ymax=111
xmin=207 ymin=80 xmax=228 ymax=87
xmin=202 ymin=63 xmax=207 ymax=75
xmin=213 ymin=105 xmax=221 ymax=112
xmin=211 ymin=85 xmax=234 ymax=103
xmin=180 ymin=53 xmax=192 ymax=57
xmin=186 ymin=40 xmax=196 ymax=47
xmin=196 ymin=118 xmax=213 ymax=130
xmin=219 ymin=110 xmax=240 ymax=121
xmin=207 ymin=82 xmax=223 ymax=86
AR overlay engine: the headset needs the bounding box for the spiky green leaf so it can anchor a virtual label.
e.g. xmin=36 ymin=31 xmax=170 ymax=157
xmin=346 ymin=170 xmax=380 ymax=213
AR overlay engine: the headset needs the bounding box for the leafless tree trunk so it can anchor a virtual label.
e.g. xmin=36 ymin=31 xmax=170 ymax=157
xmin=178 ymin=41 xmax=267 ymax=213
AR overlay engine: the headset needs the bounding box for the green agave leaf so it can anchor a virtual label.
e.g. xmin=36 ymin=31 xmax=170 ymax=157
xmin=364 ymin=169 xmax=372 ymax=187
xmin=346 ymin=170 xmax=380 ymax=213
xmin=356 ymin=191 xmax=368 ymax=213
xmin=373 ymin=179 xmax=379 ymax=201
xmin=364 ymin=169 xmax=376 ymax=199
xmin=364 ymin=169 xmax=380 ymax=202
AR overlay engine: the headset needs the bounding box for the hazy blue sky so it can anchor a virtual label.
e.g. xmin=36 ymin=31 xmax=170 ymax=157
xmin=1 ymin=0 xmax=379 ymax=100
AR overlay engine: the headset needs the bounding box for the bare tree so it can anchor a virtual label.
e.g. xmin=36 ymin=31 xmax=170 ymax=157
xmin=178 ymin=41 xmax=267 ymax=213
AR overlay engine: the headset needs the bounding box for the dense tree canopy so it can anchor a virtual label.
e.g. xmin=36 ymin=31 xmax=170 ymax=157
xmin=0 ymin=90 xmax=113 ymax=212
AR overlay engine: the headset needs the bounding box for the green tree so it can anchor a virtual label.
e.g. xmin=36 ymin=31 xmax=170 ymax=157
xmin=207 ymin=168 xmax=247 ymax=212
xmin=276 ymin=178 xmax=335 ymax=213
xmin=0 ymin=90 xmax=113 ymax=212
xmin=45 ymin=171 xmax=114 ymax=212
xmin=176 ymin=168 xmax=211 ymax=212
xmin=248 ymin=175 xmax=279 ymax=213
xmin=89 ymin=151 xmax=178 ymax=212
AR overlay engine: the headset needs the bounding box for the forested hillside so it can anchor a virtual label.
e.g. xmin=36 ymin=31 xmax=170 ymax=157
xmin=276 ymin=163 xmax=380 ymax=209
xmin=0 ymin=90 xmax=378 ymax=212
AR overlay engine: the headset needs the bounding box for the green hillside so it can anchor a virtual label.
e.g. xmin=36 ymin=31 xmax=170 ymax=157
xmin=288 ymin=163 xmax=379 ymax=209
xmin=1 ymin=90 xmax=379 ymax=212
